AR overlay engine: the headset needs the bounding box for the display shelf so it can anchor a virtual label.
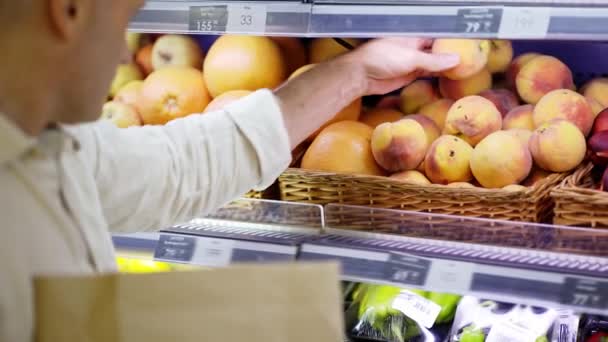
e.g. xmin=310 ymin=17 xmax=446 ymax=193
xmin=113 ymin=199 xmax=324 ymax=266
xmin=130 ymin=1 xmax=608 ymax=40
xmin=301 ymin=204 xmax=608 ymax=315
xmin=114 ymin=199 xmax=608 ymax=314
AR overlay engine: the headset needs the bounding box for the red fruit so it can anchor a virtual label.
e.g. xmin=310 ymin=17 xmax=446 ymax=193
xmin=589 ymin=131 xmax=608 ymax=167
xmin=592 ymin=108 xmax=608 ymax=135
xmin=602 ymin=168 xmax=608 ymax=192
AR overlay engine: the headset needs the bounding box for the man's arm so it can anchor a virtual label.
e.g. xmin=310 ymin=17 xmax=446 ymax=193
xmin=73 ymin=38 xmax=458 ymax=233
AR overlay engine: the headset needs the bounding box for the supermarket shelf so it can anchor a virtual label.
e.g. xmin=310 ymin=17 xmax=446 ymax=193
xmin=112 ymin=199 xmax=608 ymax=314
xmin=131 ymin=1 xmax=608 ymax=40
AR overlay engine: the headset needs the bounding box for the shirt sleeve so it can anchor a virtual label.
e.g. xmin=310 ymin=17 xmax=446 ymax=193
xmin=72 ymin=89 xmax=291 ymax=233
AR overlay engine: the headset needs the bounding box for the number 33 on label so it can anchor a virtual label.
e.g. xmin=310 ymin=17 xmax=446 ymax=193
xmin=227 ymin=4 xmax=267 ymax=33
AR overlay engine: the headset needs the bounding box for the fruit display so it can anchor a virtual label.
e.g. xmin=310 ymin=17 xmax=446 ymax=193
xmin=298 ymin=38 xmax=604 ymax=193
xmin=346 ymin=284 xmax=461 ymax=341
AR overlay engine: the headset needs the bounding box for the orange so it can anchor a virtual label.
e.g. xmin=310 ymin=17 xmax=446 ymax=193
xmin=203 ymin=90 xmax=252 ymax=113
xmin=309 ymin=38 xmax=361 ymax=63
xmin=203 ymin=35 xmax=286 ymax=97
xmin=135 ymin=44 xmax=154 ymax=75
xmin=301 ymin=121 xmax=384 ymax=176
xmin=138 ymin=66 xmax=210 ymax=125
xmin=270 ymin=37 xmax=308 ymax=74
xmin=360 ymin=108 xmax=404 ymax=128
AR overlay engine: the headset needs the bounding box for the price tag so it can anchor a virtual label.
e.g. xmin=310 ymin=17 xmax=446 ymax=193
xmin=226 ymin=4 xmax=267 ymax=34
xmin=392 ymin=290 xmax=441 ymax=328
xmin=560 ymin=277 xmax=608 ymax=309
xmin=427 ymin=259 xmax=475 ymax=294
xmin=455 ymin=8 xmax=502 ymax=35
xmin=486 ymin=320 xmax=537 ymax=342
xmin=154 ymin=234 xmax=196 ymax=263
xmin=191 ymin=237 xmax=235 ymax=267
xmin=188 ymin=6 xmax=228 ymax=33
xmin=498 ymin=7 xmax=551 ymax=39
xmin=384 ymin=253 xmax=431 ymax=286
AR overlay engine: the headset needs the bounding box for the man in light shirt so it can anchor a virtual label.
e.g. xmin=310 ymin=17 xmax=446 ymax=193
xmin=0 ymin=0 xmax=459 ymax=340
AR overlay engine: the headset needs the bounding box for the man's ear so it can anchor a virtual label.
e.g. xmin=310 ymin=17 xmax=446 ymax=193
xmin=47 ymin=0 xmax=84 ymax=40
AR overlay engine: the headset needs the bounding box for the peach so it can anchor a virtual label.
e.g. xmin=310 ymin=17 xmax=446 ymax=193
xmin=487 ymin=40 xmax=513 ymax=74
xmin=114 ymin=80 xmax=143 ymax=109
xmin=376 ymin=95 xmax=401 ymax=110
xmin=439 ymin=69 xmax=492 ymax=100
xmin=135 ymin=44 xmax=154 ymax=75
xmin=533 ymin=89 xmax=594 ymax=136
xmin=479 ymin=89 xmax=519 ymax=117
xmin=516 ymin=56 xmax=574 ymax=104
xmin=109 ymin=63 xmax=143 ymax=98
xmin=419 ymin=99 xmax=454 ymax=131
xmin=447 ymin=182 xmax=475 ymax=188
xmin=506 ymin=128 xmax=532 ymax=148
xmin=444 ymin=96 xmax=502 ymax=146
xmin=407 ymin=114 xmax=440 ymax=145
xmin=390 ymin=170 xmax=431 ymax=185
xmin=425 ymin=135 xmax=473 ymax=184
xmin=582 ymin=78 xmax=608 ymax=110
xmin=371 ymin=119 xmax=429 ymax=172
xmin=506 ymin=53 xmax=541 ymax=90
xmin=399 ymin=80 xmax=439 ymax=114
xmin=587 ymin=96 xmax=605 ymax=117
xmin=101 ymin=101 xmax=142 ymax=128
xmin=432 ymin=39 xmax=491 ymax=80
xmin=151 ymin=34 xmax=204 ymax=70
xmin=359 ymin=108 xmax=403 ymax=128
xmin=522 ymin=166 xmax=551 ymax=187
xmin=529 ymin=119 xmax=586 ymax=172
xmin=503 ymin=104 xmax=535 ymax=130
xmin=470 ymin=131 xmax=533 ymax=188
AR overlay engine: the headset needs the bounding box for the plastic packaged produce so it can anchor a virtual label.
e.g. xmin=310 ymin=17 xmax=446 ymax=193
xmin=580 ymin=315 xmax=608 ymax=342
xmin=448 ymin=296 xmax=579 ymax=342
xmin=346 ymin=284 xmax=461 ymax=341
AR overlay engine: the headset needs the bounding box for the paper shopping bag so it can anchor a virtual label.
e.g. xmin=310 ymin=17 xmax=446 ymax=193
xmin=35 ymin=262 xmax=343 ymax=342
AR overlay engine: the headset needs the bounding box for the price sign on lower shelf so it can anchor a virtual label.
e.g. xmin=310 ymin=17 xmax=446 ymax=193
xmin=498 ymin=7 xmax=551 ymax=39
xmin=226 ymin=4 xmax=267 ymax=34
xmin=154 ymin=234 xmax=234 ymax=267
xmin=189 ymin=6 xmax=229 ymax=33
xmin=560 ymin=277 xmax=608 ymax=310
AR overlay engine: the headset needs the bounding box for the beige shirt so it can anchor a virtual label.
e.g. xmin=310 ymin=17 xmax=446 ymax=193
xmin=0 ymin=89 xmax=292 ymax=342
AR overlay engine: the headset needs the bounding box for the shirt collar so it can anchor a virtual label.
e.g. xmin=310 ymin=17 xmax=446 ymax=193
xmin=0 ymin=113 xmax=81 ymax=165
xmin=0 ymin=113 xmax=37 ymax=165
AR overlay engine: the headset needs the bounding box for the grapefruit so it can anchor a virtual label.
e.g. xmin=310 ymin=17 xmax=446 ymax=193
xmin=301 ymin=121 xmax=384 ymax=176
xmin=203 ymin=35 xmax=286 ymax=97
xmin=270 ymin=37 xmax=308 ymax=74
xmin=204 ymin=90 xmax=252 ymax=113
xmin=138 ymin=66 xmax=210 ymax=125
xmin=309 ymin=38 xmax=361 ymax=63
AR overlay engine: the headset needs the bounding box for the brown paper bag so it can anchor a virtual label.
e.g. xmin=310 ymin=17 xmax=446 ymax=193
xmin=35 ymin=262 xmax=343 ymax=342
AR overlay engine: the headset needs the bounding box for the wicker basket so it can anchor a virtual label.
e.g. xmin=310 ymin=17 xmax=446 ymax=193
xmin=552 ymin=163 xmax=608 ymax=227
xmin=279 ymin=168 xmax=569 ymax=223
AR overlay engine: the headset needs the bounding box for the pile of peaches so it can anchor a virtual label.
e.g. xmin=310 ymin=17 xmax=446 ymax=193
xmin=302 ymin=38 xmax=608 ymax=190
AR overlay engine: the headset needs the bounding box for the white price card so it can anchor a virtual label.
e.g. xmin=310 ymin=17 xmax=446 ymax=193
xmin=226 ymin=4 xmax=267 ymax=34
xmin=392 ymin=290 xmax=441 ymax=329
xmin=498 ymin=7 xmax=551 ymax=39
xmin=486 ymin=320 xmax=537 ymax=342
xmin=191 ymin=237 xmax=234 ymax=267
xmin=427 ymin=259 xmax=475 ymax=294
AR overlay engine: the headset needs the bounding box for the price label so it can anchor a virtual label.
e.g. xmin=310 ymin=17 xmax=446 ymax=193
xmin=154 ymin=234 xmax=196 ymax=263
xmin=560 ymin=277 xmax=608 ymax=309
xmin=427 ymin=259 xmax=475 ymax=294
xmin=384 ymin=253 xmax=430 ymax=286
xmin=226 ymin=4 xmax=267 ymax=34
xmin=191 ymin=237 xmax=235 ymax=267
xmin=189 ymin=6 xmax=228 ymax=33
xmin=392 ymin=290 xmax=441 ymax=328
xmin=455 ymin=8 xmax=502 ymax=35
xmin=486 ymin=320 xmax=537 ymax=342
xmin=499 ymin=7 xmax=551 ymax=39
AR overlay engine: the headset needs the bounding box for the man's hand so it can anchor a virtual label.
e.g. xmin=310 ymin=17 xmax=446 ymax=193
xmin=275 ymin=37 xmax=460 ymax=149
xmin=341 ymin=38 xmax=460 ymax=95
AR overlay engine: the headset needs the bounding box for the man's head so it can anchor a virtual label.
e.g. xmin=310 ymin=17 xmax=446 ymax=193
xmin=0 ymin=0 xmax=145 ymax=134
